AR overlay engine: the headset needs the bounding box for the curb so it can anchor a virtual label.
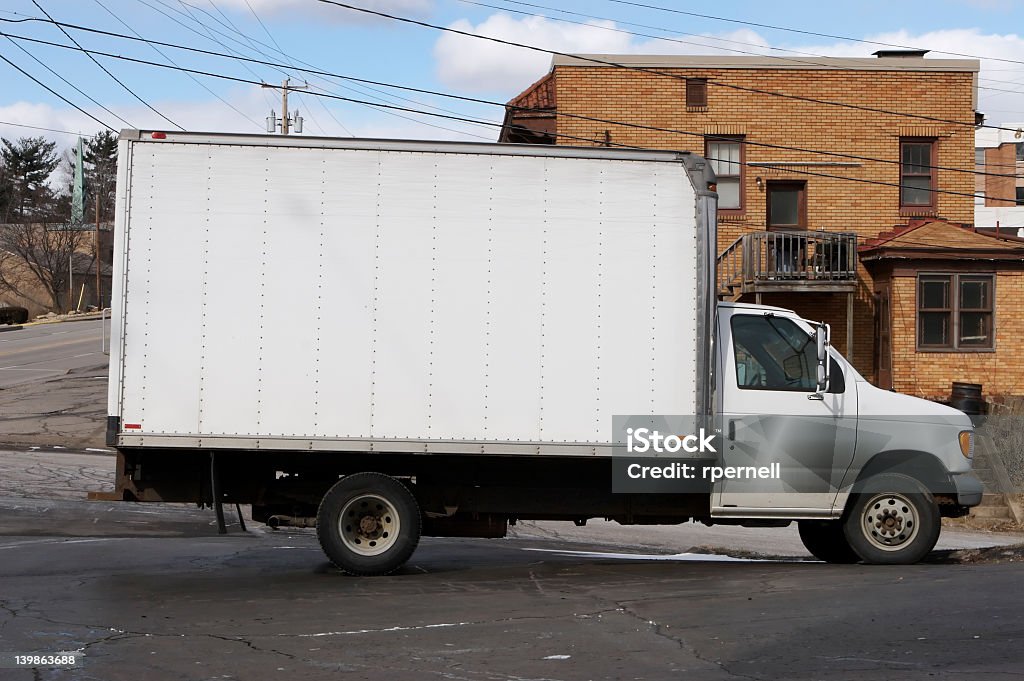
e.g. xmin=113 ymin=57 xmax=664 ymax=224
xmin=0 ymin=325 xmax=23 ymax=333
xmin=0 ymin=443 xmax=115 ymax=456
xmin=25 ymin=314 xmax=106 ymax=327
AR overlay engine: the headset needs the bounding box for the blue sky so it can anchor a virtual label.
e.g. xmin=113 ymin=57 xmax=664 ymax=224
xmin=2 ymin=0 xmax=1024 ymax=149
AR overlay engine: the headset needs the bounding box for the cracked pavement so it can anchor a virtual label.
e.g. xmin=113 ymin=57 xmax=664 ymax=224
xmin=2 ymin=528 xmax=1023 ymax=681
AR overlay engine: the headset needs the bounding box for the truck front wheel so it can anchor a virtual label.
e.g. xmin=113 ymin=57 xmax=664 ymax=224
xmin=797 ymin=521 xmax=859 ymax=563
xmin=843 ymin=473 xmax=940 ymax=565
xmin=316 ymin=473 xmax=421 ymax=576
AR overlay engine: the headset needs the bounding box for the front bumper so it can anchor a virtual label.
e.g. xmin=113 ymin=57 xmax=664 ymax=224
xmin=951 ymin=472 xmax=984 ymax=507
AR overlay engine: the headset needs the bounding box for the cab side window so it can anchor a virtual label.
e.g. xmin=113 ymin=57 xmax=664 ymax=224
xmin=730 ymin=314 xmax=844 ymax=393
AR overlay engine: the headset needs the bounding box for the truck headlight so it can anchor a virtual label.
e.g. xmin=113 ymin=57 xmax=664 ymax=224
xmin=959 ymin=430 xmax=974 ymax=459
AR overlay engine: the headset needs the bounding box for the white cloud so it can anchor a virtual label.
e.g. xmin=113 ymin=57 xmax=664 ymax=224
xmin=433 ymin=13 xmax=1024 ymax=128
xmin=799 ymin=28 xmax=1024 ymax=127
xmin=212 ymin=0 xmax=434 ymax=24
xmin=434 ymin=15 xmax=635 ymax=93
xmin=434 ymin=15 xmax=826 ymax=94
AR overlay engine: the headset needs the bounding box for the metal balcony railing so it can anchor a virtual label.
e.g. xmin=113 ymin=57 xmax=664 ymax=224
xmin=718 ymin=230 xmax=858 ymax=297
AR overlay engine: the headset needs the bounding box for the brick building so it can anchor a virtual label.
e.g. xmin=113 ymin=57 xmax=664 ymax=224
xmin=975 ymin=124 xmax=1024 ymax=233
xmin=497 ymin=52 xmax=1012 ymax=399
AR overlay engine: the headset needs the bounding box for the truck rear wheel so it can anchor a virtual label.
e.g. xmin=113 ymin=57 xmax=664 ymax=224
xmin=316 ymin=473 xmax=421 ymax=576
xmin=797 ymin=520 xmax=859 ymax=563
xmin=843 ymin=473 xmax=940 ymax=565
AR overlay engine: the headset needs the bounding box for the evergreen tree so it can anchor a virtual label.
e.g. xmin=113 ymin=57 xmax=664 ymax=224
xmin=82 ymin=130 xmax=118 ymax=222
xmin=0 ymin=136 xmax=59 ymax=221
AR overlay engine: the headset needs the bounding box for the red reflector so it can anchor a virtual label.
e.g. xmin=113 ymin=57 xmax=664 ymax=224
xmin=124 ymin=423 xmax=142 ymax=430
xmin=151 ymin=132 xmax=167 ymax=139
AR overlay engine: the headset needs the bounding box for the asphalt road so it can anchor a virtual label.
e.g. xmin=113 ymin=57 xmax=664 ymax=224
xmin=0 ymin=504 xmax=1022 ymax=681
xmin=0 ymin=319 xmax=108 ymax=388
xmin=0 ymin=449 xmax=1019 ymax=681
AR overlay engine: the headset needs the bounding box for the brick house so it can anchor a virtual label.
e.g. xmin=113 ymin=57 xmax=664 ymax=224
xmin=498 ymin=52 xmax=1011 ymax=399
xmin=860 ymin=219 xmax=1024 ymax=397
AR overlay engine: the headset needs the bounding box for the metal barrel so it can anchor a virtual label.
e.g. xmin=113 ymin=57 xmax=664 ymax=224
xmin=950 ymin=382 xmax=985 ymax=416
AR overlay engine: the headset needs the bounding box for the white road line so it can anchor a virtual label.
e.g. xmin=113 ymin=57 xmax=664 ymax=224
xmin=521 ymin=548 xmax=775 ymax=562
xmin=0 ymin=537 xmax=125 ymax=550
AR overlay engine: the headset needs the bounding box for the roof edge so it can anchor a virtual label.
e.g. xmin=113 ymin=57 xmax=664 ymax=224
xmin=552 ymin=54 xmax=980 ymax=72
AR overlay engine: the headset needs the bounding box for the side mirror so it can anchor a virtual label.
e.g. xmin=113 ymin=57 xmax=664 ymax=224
xmin=811 ymin=323 xmax=831 ymax=398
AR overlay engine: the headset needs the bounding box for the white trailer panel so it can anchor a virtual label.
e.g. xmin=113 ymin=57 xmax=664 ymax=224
xmin=110 ymin=133 xmax=712 ymax=454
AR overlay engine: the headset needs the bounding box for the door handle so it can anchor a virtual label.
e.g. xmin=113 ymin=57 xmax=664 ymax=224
xmin=727 ymin=419 xmax=735 ymax=441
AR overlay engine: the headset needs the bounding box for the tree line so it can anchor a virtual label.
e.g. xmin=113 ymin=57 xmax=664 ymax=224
xmin=0 ymin=131 xmax=118 ymax=313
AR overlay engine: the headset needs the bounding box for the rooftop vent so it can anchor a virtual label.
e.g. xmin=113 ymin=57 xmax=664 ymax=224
xmin=872 ymin=49 xmax=929 ymax=58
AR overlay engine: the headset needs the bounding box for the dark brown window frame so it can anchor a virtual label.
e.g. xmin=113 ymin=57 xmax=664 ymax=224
xmin=900 ymin=137 xmax=937 ymax=210
xmin=705 ymin=135 xmax=744 ymax=213
xmin=766 ymin=180 xmax=807 ymax=230
xmin=916 ymin=273 xmax=995 ymax=352
xmin=686 ymin=78 xmax=708 ymax=109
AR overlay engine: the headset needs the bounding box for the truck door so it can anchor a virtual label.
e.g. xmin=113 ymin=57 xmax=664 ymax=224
xmin=714 ymin=307 xmax=857 ymax=517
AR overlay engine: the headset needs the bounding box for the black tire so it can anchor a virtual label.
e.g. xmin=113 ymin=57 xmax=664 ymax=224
xmin=842 ymin=473 xmax=940 ymax=565
xmin=797 ymin=520 xmax=860 ymax=563
xmin=316 ymin=473 xmax=421 ymax=576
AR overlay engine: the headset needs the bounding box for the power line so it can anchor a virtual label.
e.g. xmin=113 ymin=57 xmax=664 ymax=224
xmin=0 ymin=33 xmax=994 ymax=204
xmin=181 ymin=0 xmax=354 ymax=136
xmin=0 ymin=51 xmax=115 ymax=132
xmin=2 ymin=26 xmax=1016 ymax=180
xmin=0 ymin=119 xmax=97 ymax=136
xmin=470 ymin=0 xmax=1024 ymax=99
xmin=138 ymin=0 xmax=290 ymax=116
xmin=236 ymin=0 xmax=329 ymax=135
xmin=6 ymin=7 xmax=1008 ymax=134
xmin=3 ymin=34 xmax=133 ymax=127
xmin=316 ymin=0 xmax=1018 ymax=134
xmin=0 ymin=33 xmax=506 ymax=136
xmin=30 ymin=0 xmax=184 ymax=130
xmin=605 ymin=0 xmax=1024 ymax=68
xmin=196 ymin=0 xmax=348 ymax=134
xmin=155 ymin=3 xmax=494 ymax=138
xmin=92 ymin=0 xmax=262 ymax=131
xmin=15 ymin=10 xmax=1015 ymax=151
xmin=197 ymin=0 xmax=482 ymax=137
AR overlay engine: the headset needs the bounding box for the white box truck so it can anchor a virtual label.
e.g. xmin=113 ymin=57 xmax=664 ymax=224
xmin=99 ymin=131 xmax=982 ymax=573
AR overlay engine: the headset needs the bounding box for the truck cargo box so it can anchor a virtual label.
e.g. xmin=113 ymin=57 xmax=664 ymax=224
xmin=108 ymin=132 xmax=715 ymax=456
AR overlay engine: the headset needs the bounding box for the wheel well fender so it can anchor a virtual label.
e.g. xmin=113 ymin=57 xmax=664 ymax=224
xmin=850 ymin=450 xmax=954 ymax=496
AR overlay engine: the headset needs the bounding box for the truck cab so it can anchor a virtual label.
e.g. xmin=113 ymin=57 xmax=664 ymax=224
xmin=715 ymin=301 xmax=982 ymax=563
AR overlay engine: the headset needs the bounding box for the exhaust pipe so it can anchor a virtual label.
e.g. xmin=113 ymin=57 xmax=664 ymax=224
xmin=267 ymin=515 xmax=317 ymax=529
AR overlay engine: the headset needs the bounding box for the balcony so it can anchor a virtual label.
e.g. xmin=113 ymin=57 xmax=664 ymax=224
xmin=718 ymin=230 xmax=858 ymax=300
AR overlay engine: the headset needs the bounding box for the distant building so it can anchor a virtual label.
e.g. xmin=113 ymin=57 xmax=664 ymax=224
xmin=974 ymin=124 xmax=1024 ymax=235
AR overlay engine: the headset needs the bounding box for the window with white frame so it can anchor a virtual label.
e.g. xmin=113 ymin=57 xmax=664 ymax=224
xmin=706 ymin=136 xmax=743 ymax=211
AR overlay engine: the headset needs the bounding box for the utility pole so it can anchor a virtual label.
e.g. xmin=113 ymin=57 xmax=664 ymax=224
xmin=263 ymin=78 xmax=307 ymax=135
xmin=95 ymin=193 xmax=102 ymax=309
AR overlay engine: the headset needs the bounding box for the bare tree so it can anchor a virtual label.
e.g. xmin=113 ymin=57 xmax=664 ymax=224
xmin=0 ymin=223 xmax=89 ymax=312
